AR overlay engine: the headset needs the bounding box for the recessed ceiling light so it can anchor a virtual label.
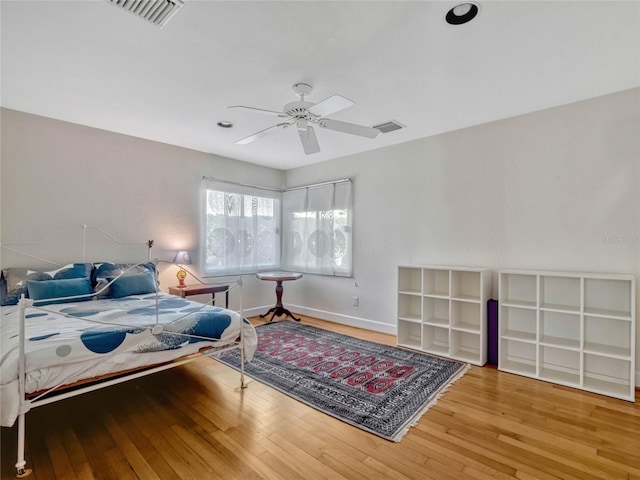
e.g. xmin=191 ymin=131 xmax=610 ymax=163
xmin=446 ymin=3 xmax=479 ymax=25
xmin=217 ymin=121 xmax=234 ymax=128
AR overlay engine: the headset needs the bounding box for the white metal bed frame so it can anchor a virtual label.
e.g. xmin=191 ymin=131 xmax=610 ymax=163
xmin=2 ymin=225 xmax=248 ymax=478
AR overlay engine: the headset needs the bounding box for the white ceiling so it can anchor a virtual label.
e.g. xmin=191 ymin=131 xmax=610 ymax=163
xmin=2 ymin=1 xmax=639 ymax=170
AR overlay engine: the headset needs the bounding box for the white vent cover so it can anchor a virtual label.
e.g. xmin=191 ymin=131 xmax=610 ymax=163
xmin=107 ymin=0 xmax=184 ymax=28
xmin=372 ymin=120 xmax=405 ymax=133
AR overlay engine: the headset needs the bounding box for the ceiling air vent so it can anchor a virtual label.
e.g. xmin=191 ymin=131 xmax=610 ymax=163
xmin=107 ymin=0 xmax=184 ymax=28
xmin=372 ymin=120 xmax=405 ymax=134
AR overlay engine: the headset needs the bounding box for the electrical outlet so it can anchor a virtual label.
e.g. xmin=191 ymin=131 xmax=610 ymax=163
xmin=352 ymin=296 xmax=359 ymax=306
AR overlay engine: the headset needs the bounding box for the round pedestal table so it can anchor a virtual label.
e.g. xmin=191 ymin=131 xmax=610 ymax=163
xmin=256 ymin=271 xmax=303 ymax=322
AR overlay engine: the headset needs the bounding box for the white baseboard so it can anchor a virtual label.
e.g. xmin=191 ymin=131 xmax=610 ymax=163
xmin=251 ymin=304 xmax=397 ymax=335
xmin=241 ymin=306 xmax=271 ymax=318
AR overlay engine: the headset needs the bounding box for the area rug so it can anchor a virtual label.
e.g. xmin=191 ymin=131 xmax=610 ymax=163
xmin=216 ymin=321 xmax=469 ymax=441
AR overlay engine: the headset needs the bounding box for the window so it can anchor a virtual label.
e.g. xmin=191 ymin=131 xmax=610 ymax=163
xmin=202 ymin=178 xmax=352 ymax=277
xmin=281 ymin=181 xmax=352 ymax=276
xmin=202 ymin=180 xmax=280 ymax=276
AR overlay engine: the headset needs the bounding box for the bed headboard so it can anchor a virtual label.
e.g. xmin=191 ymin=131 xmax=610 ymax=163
xmin=1 ymin=224 xmax=153 ymax=269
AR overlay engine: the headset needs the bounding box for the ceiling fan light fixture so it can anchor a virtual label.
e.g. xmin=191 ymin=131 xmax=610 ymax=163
xmin=446 ymin=3 xmax=479 ymax=25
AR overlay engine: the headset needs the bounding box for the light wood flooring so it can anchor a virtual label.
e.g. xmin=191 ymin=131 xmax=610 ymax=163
xmin=1 ymin=315 xmax=639 ymax=479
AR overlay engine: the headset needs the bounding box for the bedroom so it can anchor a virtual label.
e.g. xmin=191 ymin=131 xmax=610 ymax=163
xmin=1 ymin=1 xmax=639 ymax=479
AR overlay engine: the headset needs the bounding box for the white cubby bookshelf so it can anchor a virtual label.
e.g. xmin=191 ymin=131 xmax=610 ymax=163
xmin=499 ymin=269 xmax=636 ymax=401
xmin=397 ymin=266 xmax=492 ymax=366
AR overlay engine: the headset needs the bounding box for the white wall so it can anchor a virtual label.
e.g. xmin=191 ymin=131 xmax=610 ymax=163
xmin=0 ymin=108 xmax=284 ymax=310
xmin=2 ymin=89 xmax=639 ymax=379
xmin=284 ymin=88 xmax=640 ymax=377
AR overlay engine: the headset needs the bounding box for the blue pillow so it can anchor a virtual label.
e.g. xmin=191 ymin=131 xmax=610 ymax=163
xmin=27 ymin=277 xmax=94 ymax=306
xmin=93 ymin=262 xmax=157 ymax=297
xmin=0 ymin=273 xmax=7 ymax=306
xmin=109 ymin=272 xmax=157 ymax=298
xmin=2 ymin=263 xmax=93 ymax=306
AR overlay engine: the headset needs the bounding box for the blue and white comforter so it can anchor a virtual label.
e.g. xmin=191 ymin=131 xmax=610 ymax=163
xmin=0 ymin=292 xmax=257 ymax=426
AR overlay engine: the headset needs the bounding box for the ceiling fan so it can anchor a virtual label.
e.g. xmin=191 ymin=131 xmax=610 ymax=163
xmin=229 ymin=83 xmax=380 ymax=155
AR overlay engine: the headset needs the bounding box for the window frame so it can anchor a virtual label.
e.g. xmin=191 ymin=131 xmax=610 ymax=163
xmin=281 ymin=181 xmax=353 ymax=277
xmin=201 ymin=180 xmax=281 ymax=277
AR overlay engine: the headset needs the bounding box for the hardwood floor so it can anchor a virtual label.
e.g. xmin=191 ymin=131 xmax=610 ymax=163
xmin=2 ymin=315 xmax=639 ymax=479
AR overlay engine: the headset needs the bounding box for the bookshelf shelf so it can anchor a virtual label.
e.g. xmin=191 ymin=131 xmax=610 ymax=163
xmin=498 ymin=270 xmax=635 ymax=401
xmin=397 ymin=266 xmax=491 ymax=366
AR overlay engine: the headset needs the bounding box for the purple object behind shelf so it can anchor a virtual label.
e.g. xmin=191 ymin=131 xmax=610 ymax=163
xmin=487 ymin=299 xmax=499 ymax=365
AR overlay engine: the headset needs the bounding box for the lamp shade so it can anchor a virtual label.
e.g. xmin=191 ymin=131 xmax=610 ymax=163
xmin=172 ymin=250 xmax=192 ymax=265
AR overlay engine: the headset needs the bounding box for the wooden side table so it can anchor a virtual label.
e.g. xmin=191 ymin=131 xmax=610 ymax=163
xmin=256 ymin=271 xmax=303 ymax=322
xmin=168 ymin=284 xmax=229 ymax=308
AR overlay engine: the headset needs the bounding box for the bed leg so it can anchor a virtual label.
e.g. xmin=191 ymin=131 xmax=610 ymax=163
xmin=15 ymin=413 xmax=32 ymax=478
xmin=240 ymin=344 xmax=247 ymax=389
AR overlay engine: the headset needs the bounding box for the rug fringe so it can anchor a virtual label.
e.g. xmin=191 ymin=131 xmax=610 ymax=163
xmin=391 ymin=363 xmax=471 ymax=442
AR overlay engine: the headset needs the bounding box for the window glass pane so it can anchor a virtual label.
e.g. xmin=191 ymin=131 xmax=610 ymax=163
xmin=333 ymin=209 xmax=349 ymax=268
xmin=257 ymin=197 xmax=274 ymax=218
xmin=207 ymin=190 xmax=223 ymax=215
xmin=203 ymin=183 xmax=280 ymax=276
xmin=282 ymin=182 xmax=352 ymax=277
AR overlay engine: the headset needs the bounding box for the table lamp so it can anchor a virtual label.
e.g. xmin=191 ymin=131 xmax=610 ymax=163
xmin=172 ymin=250 xmax=192 ymax=288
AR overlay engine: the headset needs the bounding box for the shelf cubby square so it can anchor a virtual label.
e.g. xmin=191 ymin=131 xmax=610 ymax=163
xmin=398 ymin=267 xmax=422 ymax=294
xmin=422 ymin=325 xmax=450 ymax=356
xmin=540 ymin=275 xmax=580 ymax=312
xmin=499 ymin=338 xmax=536 ymax=375
xmin=451 ymin=270 xmax=481 ymax=301
xmin=500 ymin=306 xmax=536 ymax=342
xmin=583 ymin=354 xmax=632 ymax=399
xmin=584 ymin=316 xmax=632 ymax=359
xmin=423 ymin=297 xmax=449 ymax=326
xmin=397 ymin=293 xmax=422 ymax=322
xmin=584 ymin=278 xmax=632 ymax=319
xmin=451 ymin=330 xmax=482 ymax=364
xmin=451 ymin=300 xmax=480 ymax=332
xmin=539 ymin=311 xmax=580 ymax=350
xmin=423 ymin=269 xmax=449 ymax=297
xmin=397 ymin=320 xmax=422 ymax=349
xmin=500 ymin=273 xmax=537 ymax=308
xmin=539 ymin=345 xmax=580 ymax=386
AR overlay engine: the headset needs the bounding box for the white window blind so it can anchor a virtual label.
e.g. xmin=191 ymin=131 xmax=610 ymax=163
xmin=202 ymin=180 xmax=281 ymax=276
xmin=281 ymin=180 xmax=352 ymax=276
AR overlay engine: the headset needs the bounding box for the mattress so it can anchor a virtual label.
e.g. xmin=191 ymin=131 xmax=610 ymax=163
xmin=0 ymin=292 xmax=257 ymax=426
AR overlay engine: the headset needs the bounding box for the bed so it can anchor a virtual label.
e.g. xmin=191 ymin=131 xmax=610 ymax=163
xmin=0 ymin=226 xmax=257 ymax=478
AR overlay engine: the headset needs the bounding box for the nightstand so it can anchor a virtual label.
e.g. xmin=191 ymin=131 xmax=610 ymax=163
xmin=168 ymin=284 xmax=229 ymax=308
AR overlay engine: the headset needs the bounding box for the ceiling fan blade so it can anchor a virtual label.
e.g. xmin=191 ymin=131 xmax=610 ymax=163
xmin=228 ymin=105 xmax=287 ymax=117
xmin=318 ymin=118 xmax=379 ymax=138
xmin=235 ymin=123 xmax=290 ymax=145
xmin=307 ymin=94 xmax=354 ymax=117
xmin=298 ymin=126 xmax=320 ymax=155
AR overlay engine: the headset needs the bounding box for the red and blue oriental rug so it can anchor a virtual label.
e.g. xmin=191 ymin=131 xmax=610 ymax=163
xmin=217 ymin=321 xmax=469 ymax=441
